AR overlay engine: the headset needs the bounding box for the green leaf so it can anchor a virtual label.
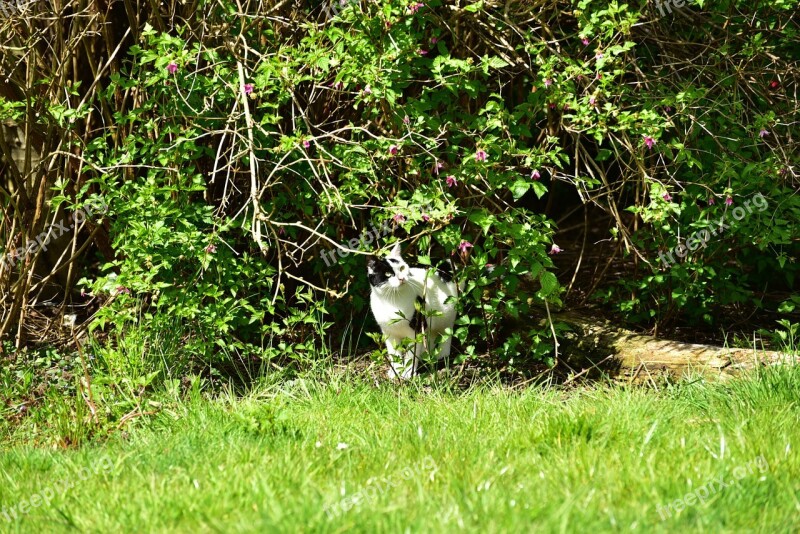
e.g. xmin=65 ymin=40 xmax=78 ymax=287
xmin=463 ymin=1 xmax=484 ymax=12
xmin=483 ymin=57 xmax=508 ymax=71
xmin=468 ymin=210 xmax=494 ymax=235
xmin=510 ymin=180 xmax=530 ymax=200
xmin=539 ymin=271 xmax=559 ymax=298
xmin=596 ymin=149 xmax=613 ymax=162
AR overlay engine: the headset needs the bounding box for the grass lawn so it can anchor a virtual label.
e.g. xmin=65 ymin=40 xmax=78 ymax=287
xmin=1 ymin=366 xmax=799 ymax=533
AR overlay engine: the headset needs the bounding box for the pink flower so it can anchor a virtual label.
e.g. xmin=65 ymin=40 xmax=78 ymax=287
xmin=708 ymin=197 xmax=715 ymax=206
xmin=759 ymin=129 xmax=769 ymax=138
xmin=769 ymin=80 xmax=779 ymax=89
xmin=548 ymin=102 xmax=556 ymax=109
xmin=244 ymin=83 xmax=254 ymax=95
xmin=445 ymin=175 xmax=457 ymax=187
xmin=475 ymin=150 xmax=487 ymax=162
xmin=363 ymin=84 xmax=372 ymax=94
xmin=595 ymin=52 xmax=604 ymax=60
xmin=662 ymin=192 xmax=672 ymax=202
xmin=422 ymin=213 xmax=431 ymax=222
xmin=725 ymin=196 xmax=733 ymax=206
xmin=115 ymin=286 xmax=131 ymax=295
xmin=332 ymin=81 xmax=343 ymax=90
xmin=389 ymin=145 xmax=398 ymax=156
xmin=418 ymin=49 xmax=428 ymax=56
xmin=403 ymin=115 xmax=410 ymax=125
xmin=166 ymin=62 xmax=178 ymax=74
xmin=409 ymin=2 xmax=423 ymax=13
xmin=543 ymin=78 xmax=553 ymax=88
xmin=531 ymin=169 xmax=541 ymax=180
xmin=434 ymin=161 xmax=444 ymax=175
xmin=596 ymin=72 xmax=602 ymax=80
xmin=549 ymin=244 xmax=562 ymax=255
xmin=303 ymin=140 xmax=311 ymax=149
xmin=205 ymin=244 xmax=217 ymax=254
xmin=430 ymin=37 xmax=438 ymax=44
xmin=589 ymin=96 xmax=596 ymax=106
xmin=643 ymin=135 xmax=655 ymax=150
xmin=581 ymin=37 xmax=589 ymax=46
xmin=393 ymin=214 xmax=406 ymax=223
xmin=458 ymin=240 xmax=473 ymax=254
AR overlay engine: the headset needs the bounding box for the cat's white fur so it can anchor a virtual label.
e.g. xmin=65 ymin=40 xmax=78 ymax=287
xmin=369 ymin=243 xmax=458 ymax=379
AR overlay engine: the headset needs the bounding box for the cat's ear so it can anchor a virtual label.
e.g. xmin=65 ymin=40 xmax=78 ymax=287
xmin=388 ymin=241 xmax=402 ymax=259
xmin=366 ymin=256 xmax=377 ymax=273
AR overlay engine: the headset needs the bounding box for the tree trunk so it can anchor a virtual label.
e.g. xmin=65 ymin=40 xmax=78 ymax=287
xmin=555 ymin=311 xmax=794 ymax=384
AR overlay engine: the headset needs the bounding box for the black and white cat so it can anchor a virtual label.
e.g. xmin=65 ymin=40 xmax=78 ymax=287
xmin=367 ymin=243 xmax=459 ymax=379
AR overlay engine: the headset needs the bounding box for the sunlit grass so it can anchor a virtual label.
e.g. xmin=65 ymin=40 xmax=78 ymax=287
xmin=1 ymin=365 xmax=798 ymax=533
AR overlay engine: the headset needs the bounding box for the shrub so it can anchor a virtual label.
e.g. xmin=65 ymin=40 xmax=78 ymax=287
xmin=1 ymin=0 xmax=796 ymax=373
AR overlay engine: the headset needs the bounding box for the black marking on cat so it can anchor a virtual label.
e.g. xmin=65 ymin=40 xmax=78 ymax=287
xmin=434 ymin=260 xmax=454 ymax=284
xmin=408 ymin=295 xmax=426 ymax=333
xmin=367 ymin=257 xmax=394 ymax=288
xmin=405 ymin=259 xmax=455 ymax=284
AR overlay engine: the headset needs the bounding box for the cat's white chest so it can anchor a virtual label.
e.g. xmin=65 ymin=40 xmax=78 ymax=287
xmin=370 ymin=287 xmax=417 ymax=336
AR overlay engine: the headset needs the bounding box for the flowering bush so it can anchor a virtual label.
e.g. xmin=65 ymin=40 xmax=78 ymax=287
xmin=80 ymin=2 xmax=572 ymax=366
xmin=9 ymin=0 xmax=792 ymax=371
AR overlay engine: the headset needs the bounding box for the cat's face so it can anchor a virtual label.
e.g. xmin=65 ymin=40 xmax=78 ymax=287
xmin=367 ymin=243 xmax=410 ymax=289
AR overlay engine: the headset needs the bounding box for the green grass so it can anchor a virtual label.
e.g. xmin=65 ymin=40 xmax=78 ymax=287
xmin=1 ymin=366 xmax=799 ymax=533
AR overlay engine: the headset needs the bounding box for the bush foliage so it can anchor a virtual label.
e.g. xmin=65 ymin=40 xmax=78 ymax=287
xmin=0 ymin=0 xmax=797 ymax=371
